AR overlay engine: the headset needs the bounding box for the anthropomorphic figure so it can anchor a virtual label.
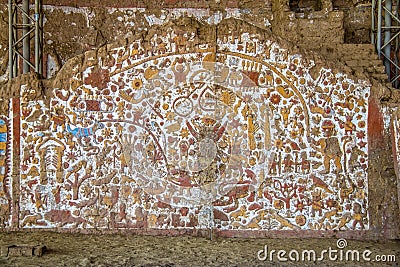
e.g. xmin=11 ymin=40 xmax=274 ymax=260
xmin=172 ymin=57 xmax=190 ymax=85
xmin=314 ymin=120 xmax=342 ymax=174
xmin=310 ymin=189 xmax=324 ymax=217
xmin=343 ymin=115 xmax=355 ymax=135
xmin=51 ymin=106 xmax=68 ymax=132
xmin=352 ymin=202 xmax=365 ymax=230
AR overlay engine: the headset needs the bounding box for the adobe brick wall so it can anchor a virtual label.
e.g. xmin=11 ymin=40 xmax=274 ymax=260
xmin=0 ymin=1 xmax=398 ymax=239
xmin=0 ymin=16 xmax=398 ymax=239
xmin=0 ymin=0 xmax=372 ymax=82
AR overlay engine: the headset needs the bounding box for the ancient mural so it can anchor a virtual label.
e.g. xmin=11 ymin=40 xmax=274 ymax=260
xmin=0 ymin=116 xmax=11 ymax=228
xmin=14 ymin=27 xmax=370 ymax=232
xmin=395 ymin=110 xmax=400 ymax=168
xmin=394 ymin=110 xmax=400 ymax=207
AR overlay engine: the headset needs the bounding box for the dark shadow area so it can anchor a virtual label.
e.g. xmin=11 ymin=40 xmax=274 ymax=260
xmin=289 ymin=0 xmax=322 ymax=12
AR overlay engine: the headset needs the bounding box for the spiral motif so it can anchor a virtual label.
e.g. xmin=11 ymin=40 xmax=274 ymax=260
xmin=336 ymin=238 xmax=348 ymax=249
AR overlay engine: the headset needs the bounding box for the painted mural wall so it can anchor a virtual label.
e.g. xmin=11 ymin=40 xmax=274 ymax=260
xmin=2 ymin=24 xmax=372 ymax=234
xmin=0 ymin=116 xmax=11 ymax=228
xmin=394 ymin=109 xmax=400 ymax=210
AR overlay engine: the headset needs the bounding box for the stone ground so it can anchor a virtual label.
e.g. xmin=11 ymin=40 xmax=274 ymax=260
xmin=0 ymin=232 xmax=398 ymax=266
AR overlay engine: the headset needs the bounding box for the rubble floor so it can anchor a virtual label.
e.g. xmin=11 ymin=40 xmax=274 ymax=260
xmin=0 ymin=232 xmax=399 ymax=266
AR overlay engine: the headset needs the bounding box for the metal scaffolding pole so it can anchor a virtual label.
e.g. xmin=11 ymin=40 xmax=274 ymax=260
xmin=8 ymin=0 xmax=43 ymax=79
xmin=35 ymin=0 xmax=43 ymax=76
xmin=22 ymin=0 xmax=29 ymax=73
xmin=395 ymin=0 xmax=399 ymax=88
xmin=377 ymin=0 xmax=382 ymax=57
xmin=8 ymin=0 xmax=13 ymax=79
xmin=383 ymin=0 xmax=392 ymax=75
xmin=372 ymin=0 xmax=400 ymax=88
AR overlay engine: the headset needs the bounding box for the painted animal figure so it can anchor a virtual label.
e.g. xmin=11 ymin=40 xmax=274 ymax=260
xmin=66 ymin=122 xmax=105 ymax=138
xmin=318 ymin=203 xmax=342 ymax=224
xmin=337 ymin=213 xmax=351 ymax=230
xmin=264 ymin=209 xmax=300 ymax=230
xmin=21 ymin=214 xmax=46 ymax=227
xmin=230 ymin=206 xmax=248 ymax=221
xmin=44 ymin=210 xmax=87 ymax=227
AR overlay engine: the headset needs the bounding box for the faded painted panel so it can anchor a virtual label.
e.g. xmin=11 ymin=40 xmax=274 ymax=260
xmin=0 ymin=116 xmax=11 ymax=228
xmin=393 ymin=109 xmax=400 ymax=210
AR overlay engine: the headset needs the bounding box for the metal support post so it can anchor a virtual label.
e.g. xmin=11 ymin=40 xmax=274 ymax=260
xmin=8 ymin=0 xmax=43 ymax=79
xmin=377 ymin=0 xmax=382 ymax=56
xmin=22 ymin=0 xmax=29 ymax=73
xmin=34 ymin=0 xmax=43 ymax=77
xmin=372 ymin=0 xmax=400 ymax=88
xmin=384 ymin=0 xmax=392 ymax=77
